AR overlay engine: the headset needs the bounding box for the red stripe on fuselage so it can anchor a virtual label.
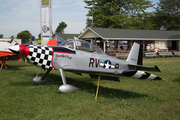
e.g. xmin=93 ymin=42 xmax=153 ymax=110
xmin=50 ymin=47 xmax=56 ymax=70
xmin=50 ymin=47 xmax=76 ymax=70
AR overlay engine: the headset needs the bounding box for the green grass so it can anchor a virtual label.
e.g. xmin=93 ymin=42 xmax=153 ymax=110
xmin=0 ymin=57 xmax=180 ymax=120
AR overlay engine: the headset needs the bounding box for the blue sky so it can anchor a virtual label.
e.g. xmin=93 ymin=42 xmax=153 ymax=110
xmin=0 ymin=0 xmax=159 ymax=38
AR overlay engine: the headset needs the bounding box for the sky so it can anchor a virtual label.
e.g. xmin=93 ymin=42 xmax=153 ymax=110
xmin=0 ymin=0 xmax=159 ymax=38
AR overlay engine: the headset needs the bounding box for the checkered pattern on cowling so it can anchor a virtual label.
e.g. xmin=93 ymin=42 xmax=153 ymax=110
xmin=27 ymin=45 xmax=53 ymax=69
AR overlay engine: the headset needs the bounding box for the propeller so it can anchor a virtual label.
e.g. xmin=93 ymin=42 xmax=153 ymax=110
xmin=19 ymin=51 xmax=27 ymax=63
xmin=9 ymin=45 xmax=27 ymax=63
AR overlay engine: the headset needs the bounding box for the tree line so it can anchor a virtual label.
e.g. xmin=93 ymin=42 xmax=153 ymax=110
xmin=84 ymin=0 xmax=180 ymax=30
xmin=0 ymin=22 xmax=67 ymax=43
xmin=1 ymin=0 xmax=179 ymax=43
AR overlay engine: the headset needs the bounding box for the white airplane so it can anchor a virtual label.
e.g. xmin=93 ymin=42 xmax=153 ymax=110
xmin=9 ymin=39 xmax=165 ymax=96
xmin=0 ymin=39 xmax=20 ymax=69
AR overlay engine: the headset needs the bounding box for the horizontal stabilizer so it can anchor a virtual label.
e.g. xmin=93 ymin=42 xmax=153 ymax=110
xmin=128 ymin=64 xmax=161 ymax=72
xmin=89 ymin=74 xmax=120 ymax=82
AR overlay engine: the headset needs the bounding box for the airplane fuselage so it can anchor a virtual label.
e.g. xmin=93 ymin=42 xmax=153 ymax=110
xmin=52 ymin=46 xmax=129 ymax=71
xmin=23 ymin=41 xmax=131 ymax=72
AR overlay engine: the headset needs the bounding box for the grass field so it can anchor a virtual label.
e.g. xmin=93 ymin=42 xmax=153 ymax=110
xmin=0 ymin=57 xmax=180 ymax=120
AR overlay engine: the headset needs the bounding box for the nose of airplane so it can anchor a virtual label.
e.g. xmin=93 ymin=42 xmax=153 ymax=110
xmin=9 ymin=45 xmax=20 ymax=54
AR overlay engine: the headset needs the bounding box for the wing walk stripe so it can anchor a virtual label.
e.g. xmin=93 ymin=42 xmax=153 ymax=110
xmin=154 ymin=76 xmax=162 ymax=80
xmin=147 ymin=74 xmax=157 ymax=80
xmin=122 ymin=71 xmax=137 ymax=77
xmin=122 ymin=71 xmax=163 ymax=80
xmin=139 ymin=72 xmax=151 ymax=79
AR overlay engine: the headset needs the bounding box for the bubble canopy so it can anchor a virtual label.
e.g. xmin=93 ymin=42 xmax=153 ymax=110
xmin=60 ymin=39 xmax=104 ymax=54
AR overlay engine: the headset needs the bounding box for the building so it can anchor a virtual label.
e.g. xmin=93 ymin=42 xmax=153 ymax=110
xmin=78 ymin=27 xmax=180 ymax=52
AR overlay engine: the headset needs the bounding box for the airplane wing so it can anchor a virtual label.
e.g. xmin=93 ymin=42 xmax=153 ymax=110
xmin=63 ymin=65 xmax=123 ymax=81
xmin=62 ymin=65 xmax=163 ymax=81
xmin=0 ymin=51 xmax=20 ymax=60
xmin=63 ymin=65 xmax=125 ymax=77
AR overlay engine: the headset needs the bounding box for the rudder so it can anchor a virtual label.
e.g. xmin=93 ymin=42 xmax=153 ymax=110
xmin=126 ymin=42 xmax=143 ymax=65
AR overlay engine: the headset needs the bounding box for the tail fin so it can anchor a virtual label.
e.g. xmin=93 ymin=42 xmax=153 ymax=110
xmin=10 ymin=38 xmax=18 ymax=46
xmin=126 ymin=42 xmax=143 ymax=65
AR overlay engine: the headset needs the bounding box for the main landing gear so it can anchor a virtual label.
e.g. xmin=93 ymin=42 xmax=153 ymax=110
xmin=33 ymin=68 xmax=79 ymax=93
xmin=58 ymin=69 xmax=79 ymax=93
xmin=1 ymin=57 xmax=9 ymax=69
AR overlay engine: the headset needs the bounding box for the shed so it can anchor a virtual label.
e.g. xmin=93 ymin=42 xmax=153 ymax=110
xmin=78 ymin=27 xmax=180 ymax=52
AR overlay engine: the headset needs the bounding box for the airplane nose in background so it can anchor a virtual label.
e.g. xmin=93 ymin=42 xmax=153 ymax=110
xmin=9 ymin=45 xmax=20 ymax=54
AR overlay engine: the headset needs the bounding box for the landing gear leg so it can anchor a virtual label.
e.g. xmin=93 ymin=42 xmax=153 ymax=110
xmin=58 ymin=69 xmax=79 ymax=93
xmin=1 ymin=57 xmax=8 ymax=69
xmin=33 ymin=68 xmax=52 ymax=84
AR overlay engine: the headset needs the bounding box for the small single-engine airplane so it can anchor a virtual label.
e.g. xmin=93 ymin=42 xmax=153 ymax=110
xmin=9 ymin=39 xmax=165 ymax=96
xmin=0 ymin=39 xmax=58 ymax=69
xmin=0 ymin=39 xmax=20 ymax=69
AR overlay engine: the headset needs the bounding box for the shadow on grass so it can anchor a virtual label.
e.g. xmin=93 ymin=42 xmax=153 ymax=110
xmin=2 ymin=63 xmax=31 ymax=70
xmin=173 ymin=77 xmax=180 ymax=83
xmin=65 ymin=77 xmax=148 ymax=99
xmin=10 ymin=72 xmax=148 ymax=99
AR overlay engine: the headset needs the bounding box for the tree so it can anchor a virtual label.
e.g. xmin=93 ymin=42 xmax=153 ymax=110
xmin=31 ymin=36 xmax=35 ymax=41
xmin=151 ymin=0 xmax=180 ymax=30
xmin=17 ymin=30 xmax=35 ymax=43
xmin=55 ymin=22 xmax=67 ymax=34
xmin=84 ymin=0 xmax=154 ymax=29
xmin=38 ymin=33 xmax=41 ymax=40
xmin=0 ymin=34 xmax=3 ymax=38
xmin=10 ymin=35 xmax=15 ymax=39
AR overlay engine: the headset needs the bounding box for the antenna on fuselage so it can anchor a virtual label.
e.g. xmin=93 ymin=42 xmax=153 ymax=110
xmin=74 ymin=37 xmax=78 ymax=40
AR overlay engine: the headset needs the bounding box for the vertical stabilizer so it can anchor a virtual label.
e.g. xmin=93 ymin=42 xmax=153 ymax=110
xmin=10 ymin=39 xmax=18 ymax=46
xmin=126 ymin=42 xmax=143 ymax=65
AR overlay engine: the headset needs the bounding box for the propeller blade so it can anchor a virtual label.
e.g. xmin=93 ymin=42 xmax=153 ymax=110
xmin=19 ymin=51 xmax=26 ymax=63
xmin=9 ymin=45 xmax=26 ymax=63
